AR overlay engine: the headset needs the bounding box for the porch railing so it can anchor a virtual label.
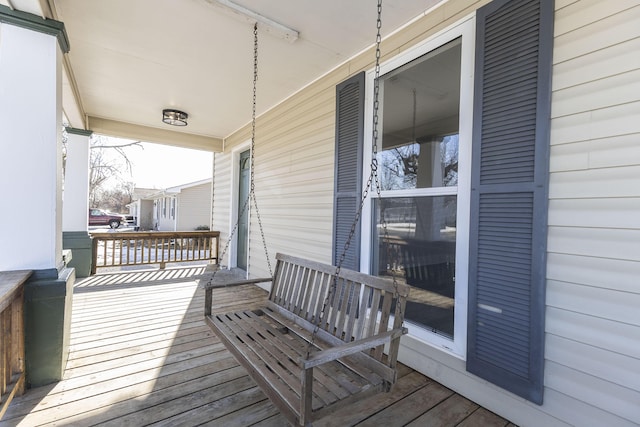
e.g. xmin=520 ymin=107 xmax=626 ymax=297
xmin=90 ymin=231 xmax=219 ymax=274
xmin=0 ymin=271 xmax=28 ymax=419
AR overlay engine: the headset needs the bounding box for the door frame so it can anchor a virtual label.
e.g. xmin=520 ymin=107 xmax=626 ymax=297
xmin=229 ymin=140 xmax=251 ymax=270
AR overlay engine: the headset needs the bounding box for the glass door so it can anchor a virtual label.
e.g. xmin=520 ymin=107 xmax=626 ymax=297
xmin=237 ymin=150 xmax=250 ymax=270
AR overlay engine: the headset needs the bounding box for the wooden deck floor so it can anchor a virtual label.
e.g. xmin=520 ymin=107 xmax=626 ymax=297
xmin=2 ymin=266 xmax=513 ymax=426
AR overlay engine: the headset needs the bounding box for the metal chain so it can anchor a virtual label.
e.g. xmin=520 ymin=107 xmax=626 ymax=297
xmin=206 ymin=186 xmax=250 ymax=286
xmin=247 ymin=23 xmax=274 ymax=277
xmin=369 ymin=0 xmax=403 ymax=328
xmin=207 ymin=22 xmax=272 ymax=287
xmin=306 ymin=0 xmax=400 ymax=360
xmin=250 ymin=22 xmax=258 ymax=195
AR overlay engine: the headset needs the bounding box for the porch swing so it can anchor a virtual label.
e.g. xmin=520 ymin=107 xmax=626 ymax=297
xmin=203 ymin=2 xmax=410 ymax=425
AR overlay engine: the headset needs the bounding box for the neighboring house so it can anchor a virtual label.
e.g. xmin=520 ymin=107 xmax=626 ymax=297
xmin=146 ymin=179 xmax=212 ymax=231
xmin=210 ymin=2 xmax=639 ymax=427
xmin=127 ymin=187 xmax=157 ymax=230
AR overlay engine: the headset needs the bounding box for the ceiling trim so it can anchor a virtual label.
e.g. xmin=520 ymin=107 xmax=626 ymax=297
xmin=87 ymin=116 xmax=224 ymax=152
xmin=0 ymin=4 xmax=69 ymax=52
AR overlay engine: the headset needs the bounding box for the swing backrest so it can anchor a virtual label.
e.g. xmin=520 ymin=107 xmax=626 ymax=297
xmin=268 ymin=253 xmax=409 ymax=362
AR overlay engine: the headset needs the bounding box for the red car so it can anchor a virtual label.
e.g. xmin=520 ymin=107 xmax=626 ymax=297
xmin=89 ymin=209 xmax=127 ymax=229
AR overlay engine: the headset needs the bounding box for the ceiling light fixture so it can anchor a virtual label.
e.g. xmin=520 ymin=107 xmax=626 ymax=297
xmin=162 ymin=109 xmax=188 ymax=126
xmin=205 ymin=0 xmax=299 ymax=43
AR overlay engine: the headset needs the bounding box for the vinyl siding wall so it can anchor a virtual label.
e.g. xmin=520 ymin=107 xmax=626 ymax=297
xmin=545 ymin=0 xmax=640 ymax=425
xmin=214 ymin=71 xmax=346 ymax=275
xmin=176 ymin=181 xmax=212 ymax=231
xmin=212 ymin=0 xmax=639 ymax=425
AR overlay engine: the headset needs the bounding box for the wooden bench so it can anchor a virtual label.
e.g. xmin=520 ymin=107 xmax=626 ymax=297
xmin=204 ymin=253 xmax=409 ymax=426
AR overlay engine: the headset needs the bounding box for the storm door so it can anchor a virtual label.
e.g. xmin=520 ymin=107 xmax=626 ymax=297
xmin=237 ymin=150 xmax=250 ymax=270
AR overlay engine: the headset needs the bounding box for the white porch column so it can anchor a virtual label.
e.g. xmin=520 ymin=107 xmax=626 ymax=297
xmin=0 ymin=21 xmax=64 ymax=271
xmin=63 ymin=128 xmax=93 ymax=277
xmin=63 ymin=129 xmax=92 ymax=232
xmin=0 ymin=8 xmax=75 ymax=388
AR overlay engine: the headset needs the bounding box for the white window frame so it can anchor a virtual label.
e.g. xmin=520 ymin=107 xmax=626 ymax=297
xmin=360 ymin=16 xmax=475 ymax=358
xmin=228 ymin=140 xmax=252 ymax=271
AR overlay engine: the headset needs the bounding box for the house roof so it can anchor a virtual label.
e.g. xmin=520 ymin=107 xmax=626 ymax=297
xmin=2 ymin=0 xmax=445 ymax=151
xmin=132 ymin=187 xmax=159 ymax=200
xmin=133 ymin=178 xmax=212 ymax=200
xmin=166 ymin=178 xmax=213 ymax=194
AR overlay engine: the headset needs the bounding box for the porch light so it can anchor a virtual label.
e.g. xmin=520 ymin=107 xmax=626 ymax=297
xmin=162 ymin=109 xmax=188 ymax=126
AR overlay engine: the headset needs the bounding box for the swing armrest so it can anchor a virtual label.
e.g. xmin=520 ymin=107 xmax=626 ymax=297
xmin=203 ymin=277 xmax=272 ymax=290
xmin=300 ymin=327 xmax=408 ymax=370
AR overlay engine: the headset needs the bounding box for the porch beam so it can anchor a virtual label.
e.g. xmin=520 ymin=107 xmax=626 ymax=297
xmin=0 ymin=4 xmax=69 ymax=53
xmin=87 ymin=116 xmax=224 ymax=152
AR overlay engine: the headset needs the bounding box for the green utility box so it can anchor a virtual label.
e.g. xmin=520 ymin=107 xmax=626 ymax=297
xmin=24 ymin=266 xmax=75 ymax=388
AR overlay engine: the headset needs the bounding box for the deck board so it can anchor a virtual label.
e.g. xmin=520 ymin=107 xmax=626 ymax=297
xmin=0 ymin=266 xmax=512 ymax=426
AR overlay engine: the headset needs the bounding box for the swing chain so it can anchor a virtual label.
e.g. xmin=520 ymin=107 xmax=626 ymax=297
xmin=337 ymin=0 xmax=395 ymax=293
xmin=306 ymin=0 xmax=403 ymax=361
xmin=335 ymin=0 xmax=384 ymax=284
xmin=369 ymin=0 xmax=403 ymax=328
xmin=207 ymin=22 xmax=272 ymax=287
xmin=250 ymin=23 xmax=258 ymax=194
xmin=249 ymin=23 xmax=274 ymax=277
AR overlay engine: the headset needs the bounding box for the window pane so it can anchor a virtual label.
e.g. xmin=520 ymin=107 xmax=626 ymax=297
xmin=378 ymin=38 xmax=461 ymax=191
xmin=373 ymin=196 xmax=456 ymax=339
xmin=377 ymin=135 xmax=459 ymax=190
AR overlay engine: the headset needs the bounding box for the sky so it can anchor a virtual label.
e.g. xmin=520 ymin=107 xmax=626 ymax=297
xmin=98 ymin=137 xmax=213 ymax=190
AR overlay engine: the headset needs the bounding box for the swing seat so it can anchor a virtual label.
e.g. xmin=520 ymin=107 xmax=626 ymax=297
xmin=204 ymin=253 xmax=409 ymax=426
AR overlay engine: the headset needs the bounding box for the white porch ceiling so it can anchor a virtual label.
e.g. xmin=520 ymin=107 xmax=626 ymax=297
xmin=6 ymin=0 xmax=444 ymax=151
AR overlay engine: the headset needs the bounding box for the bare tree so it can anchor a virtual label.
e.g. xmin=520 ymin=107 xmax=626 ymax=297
xmin=99 ymin=183 xmax=135 ymax=213
xmin=88 ymin=136 xmax=143 ymax=209
xmin=378 ymin=143 xmax=420 ymax=190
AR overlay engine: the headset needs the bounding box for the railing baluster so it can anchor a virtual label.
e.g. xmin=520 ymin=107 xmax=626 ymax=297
xmin=88 ymin=231 xmax=219 ymax=273
xmin=173 ymin=238 xmax=177 ymax=263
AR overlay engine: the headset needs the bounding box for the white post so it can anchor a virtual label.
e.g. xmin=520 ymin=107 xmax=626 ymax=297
xmin=63 ymin=128 xmax=93 ymax=277
xmin=0 ymin=10 xmax=76 ymax=387
xmin=0 ymin=23 xmax=63 ymax=271
xmin=63 ymin=129 xmax=92 ymax=232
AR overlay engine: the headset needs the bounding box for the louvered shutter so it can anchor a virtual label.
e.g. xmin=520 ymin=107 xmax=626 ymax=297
xmin=333 ymin=72 xmax=365 ymax=270
xmin=467 ymin=0 xmax=553 ymax=404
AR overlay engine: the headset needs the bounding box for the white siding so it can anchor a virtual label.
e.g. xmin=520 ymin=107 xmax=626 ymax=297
xmin=211 ymin=0 xmax=640 ymax=425
xmin=214 ymin=76 xmax=342 ymax=276
xmin=176 ymin=181 xmax=212 ymax=231
xmin=546 ymin=0 xmax=640 ymax=426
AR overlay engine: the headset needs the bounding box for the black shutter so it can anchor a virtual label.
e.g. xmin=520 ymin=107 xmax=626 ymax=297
xmin=333 ymin=72 xmax=365 ymax=270
xmin=467 ymin=0 xmax=553 ymax=404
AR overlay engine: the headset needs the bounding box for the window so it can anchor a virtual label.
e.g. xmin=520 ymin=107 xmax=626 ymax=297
xmin=364 ymin=22 xmax=474 ymax=356
xmin=171 ymin=198 xmax=176 ymax=219
xmin=162 ymin=198 xmax=167 ymax=218
xmin=336 ymin=0 xmax=551 ymax=402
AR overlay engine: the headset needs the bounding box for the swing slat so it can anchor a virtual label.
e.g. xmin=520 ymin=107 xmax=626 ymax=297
xmin=204 ymin=253 xmax=409 ymax=426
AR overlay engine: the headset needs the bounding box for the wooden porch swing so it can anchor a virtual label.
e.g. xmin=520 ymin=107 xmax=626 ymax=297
xmin=203 ymin=3 xmax=409 ymax=425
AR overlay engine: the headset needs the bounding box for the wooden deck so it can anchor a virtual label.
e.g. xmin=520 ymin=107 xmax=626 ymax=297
xmin=1 ymin=266 xmax=513 ymax=426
